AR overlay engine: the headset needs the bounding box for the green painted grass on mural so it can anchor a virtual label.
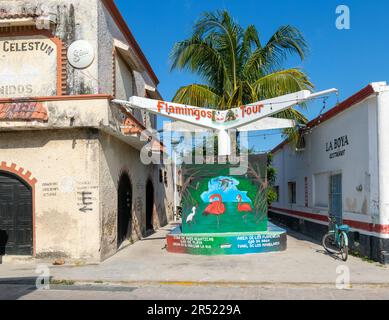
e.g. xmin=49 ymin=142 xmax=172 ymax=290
xmin=183 ymin=203 xmax=268 ymax=234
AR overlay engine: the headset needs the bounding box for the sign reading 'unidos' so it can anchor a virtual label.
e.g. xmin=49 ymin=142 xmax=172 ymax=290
xmin=0 ymin=35 xmax=58 ymax=98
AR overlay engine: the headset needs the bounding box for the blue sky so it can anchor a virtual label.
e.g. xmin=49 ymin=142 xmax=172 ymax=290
xmin=116 ymin=0 xmax=389 ymax=152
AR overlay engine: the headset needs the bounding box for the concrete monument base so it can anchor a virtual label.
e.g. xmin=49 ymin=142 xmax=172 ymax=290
xmin=167 ymin=222 xmax=287 ymax=255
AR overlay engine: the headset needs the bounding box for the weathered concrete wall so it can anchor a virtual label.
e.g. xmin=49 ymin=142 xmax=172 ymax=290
xmin=0 ymin=125 xmax=173 ymax=262
xmin=0 ymin=0 xmax=99 ymax=95
xmin=98 ymin=131 xmax=171 ymax=260
xmin=0 ymin=0 xmax=158 ymax=102
xmin=0 ymin=0 xmax=158 ymax=127
xmin=0 ymin=0 xmax=174 ymax=261
xmin=153 ymin=163 xmax=175 ymax=227
xmin=0 ymin=129 xmax=101 ymax=261
xmin=96 ymin=0 xmax=156 ymax=127
xmin=115 ymin=53 xmax=135 ymax=101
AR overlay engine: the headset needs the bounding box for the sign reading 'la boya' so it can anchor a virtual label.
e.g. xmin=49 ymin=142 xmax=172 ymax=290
xmin=326 ymin=135 xmax=350 ymax=159
xmin=0 ymin=35 xmax=58 ymax=98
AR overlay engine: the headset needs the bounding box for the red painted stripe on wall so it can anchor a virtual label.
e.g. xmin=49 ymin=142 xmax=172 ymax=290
xmin=270 ymin=206 xmax=328 ymax=223
xmin=269 ymin=206 xmax=389 ymax=235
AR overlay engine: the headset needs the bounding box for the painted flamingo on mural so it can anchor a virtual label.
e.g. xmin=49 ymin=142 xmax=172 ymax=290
xmin=203 ymin=194 xmax=226 ymax=228
xmin=236 ymin=195 xmax=253 ymax=222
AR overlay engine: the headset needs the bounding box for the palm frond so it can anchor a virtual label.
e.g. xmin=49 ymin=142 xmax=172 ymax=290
xmin=252 ymin=68 xmax=314 ymax=100
xmin=170 ymin=36 xmax=231 ymax=93
xmin=238 ymin=25 xmax=261 ymax=74
xmin=172 ymin=84 xmax=221 ymax=108
xmin=243 ymin=25 xmax=308 ymax=79
xmin=264 ymin=25 xmax=308 ymax=66
xmin=170 ymin=10 xmax=314 ymax=130
xmin=273 ymin=108 xmax=308 ymax=124
xmin=192 ymin=10 xmax=241 ymax=91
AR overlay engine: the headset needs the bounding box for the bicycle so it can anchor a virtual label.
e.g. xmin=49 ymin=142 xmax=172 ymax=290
xmin=322 ymin=215 xmax=350 ymax=262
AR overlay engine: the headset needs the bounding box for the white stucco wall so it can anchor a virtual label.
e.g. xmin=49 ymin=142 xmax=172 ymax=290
xmin=272 ymin=93 xmax=382 ymax=232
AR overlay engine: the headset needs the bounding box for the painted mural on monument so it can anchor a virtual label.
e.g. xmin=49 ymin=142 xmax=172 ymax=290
xmin=181 ymin=155 xmax=268 ymax=235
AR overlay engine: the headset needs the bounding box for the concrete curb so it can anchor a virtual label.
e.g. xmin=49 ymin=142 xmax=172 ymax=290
xmin=48 ymin=279 xmax=389 ymax=290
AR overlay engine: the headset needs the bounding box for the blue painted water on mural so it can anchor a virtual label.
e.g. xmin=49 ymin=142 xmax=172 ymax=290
xmin=201 ymin=176 xmax=252 ymax=203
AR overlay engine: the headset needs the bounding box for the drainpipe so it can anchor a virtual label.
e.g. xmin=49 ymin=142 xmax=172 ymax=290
xmin=171 ymin=138 xmax=182 ymax=222
xmin=173 ymin=150 xmax=178 ymax=222
xmin=376 ymin=84 xmax=389 ymax=227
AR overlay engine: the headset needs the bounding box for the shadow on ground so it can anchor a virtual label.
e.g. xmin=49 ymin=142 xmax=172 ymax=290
xmin=0 ymin=277 xmax=39 ymax=300
xmin=271 ymin=220 xmax=346 ymax=262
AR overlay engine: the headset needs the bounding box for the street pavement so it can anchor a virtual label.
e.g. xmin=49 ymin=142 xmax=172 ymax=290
xmin=1 ymin=283 xmax=389 ymax=300
xmin=1 ymin=223 xmax=389 ymax=300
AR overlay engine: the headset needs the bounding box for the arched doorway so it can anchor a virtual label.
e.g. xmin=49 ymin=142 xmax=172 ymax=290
xmin=117 ymin=173 xmax=132 ymax=247
xmin=146 ymin=180 xmax=154 ymax=232
xmin=0 ymin=171 xmax=33 ymax=255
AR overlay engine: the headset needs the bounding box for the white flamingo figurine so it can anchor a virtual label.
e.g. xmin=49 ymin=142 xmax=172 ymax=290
xmin=186 ymin=206 xmax=197 ymax=226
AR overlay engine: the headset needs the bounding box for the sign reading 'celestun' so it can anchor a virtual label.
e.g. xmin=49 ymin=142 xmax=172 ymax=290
xmin=2 ymin=40 xmax=55 ymax=56
xmin=0 ymin=36 xmax=58 ymax=98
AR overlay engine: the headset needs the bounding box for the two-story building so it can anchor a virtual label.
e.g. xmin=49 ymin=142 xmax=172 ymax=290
xmin=0 ymin=0 xmax=174 ymax=263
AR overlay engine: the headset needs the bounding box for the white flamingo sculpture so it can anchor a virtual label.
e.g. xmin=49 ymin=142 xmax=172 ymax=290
xmin=186 ymin=206 xmax=197 ymax=225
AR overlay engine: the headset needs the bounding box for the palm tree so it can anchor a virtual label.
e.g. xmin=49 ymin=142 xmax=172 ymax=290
xmin=170 ymin=10 xmax=314 ymax=142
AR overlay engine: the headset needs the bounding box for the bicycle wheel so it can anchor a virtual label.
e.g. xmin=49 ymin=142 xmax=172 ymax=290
xmin=322 ymin=233 xmax=338 ymax=254
xmin=340 ymin=233 xmax=349 ymax=262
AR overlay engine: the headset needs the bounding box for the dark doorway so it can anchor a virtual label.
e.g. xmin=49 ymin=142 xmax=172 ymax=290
xmin=0 ymin=172 xmax=33 ymax=256
xmin=146 ymin=180 xmax=154 ymax=232
xmin=117 ymin=173 xmax=132 ymax=247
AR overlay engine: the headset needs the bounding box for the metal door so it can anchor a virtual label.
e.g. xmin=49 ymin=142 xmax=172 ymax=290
xmin=0 ymin=172 xmax=33 ymax=255
xmin=329 ymin=174 xmax=342 ymax=224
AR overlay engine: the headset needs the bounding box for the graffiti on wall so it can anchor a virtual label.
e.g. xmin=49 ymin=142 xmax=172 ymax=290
xmin=42 ymin=182 xmax=59 ymax=198
xmin=76 ymin=181 xmax=98 ymax=214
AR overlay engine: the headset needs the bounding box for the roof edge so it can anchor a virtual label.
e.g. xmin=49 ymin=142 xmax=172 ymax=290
xmin=272 ymin=83 xmax=382 ymax=154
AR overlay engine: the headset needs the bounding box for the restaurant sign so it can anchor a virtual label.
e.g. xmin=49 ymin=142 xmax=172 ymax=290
xmin=326 ymin=135 xmax=350 ymax=159
xmin=0 ymin=35 xmax=58 ymax=98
